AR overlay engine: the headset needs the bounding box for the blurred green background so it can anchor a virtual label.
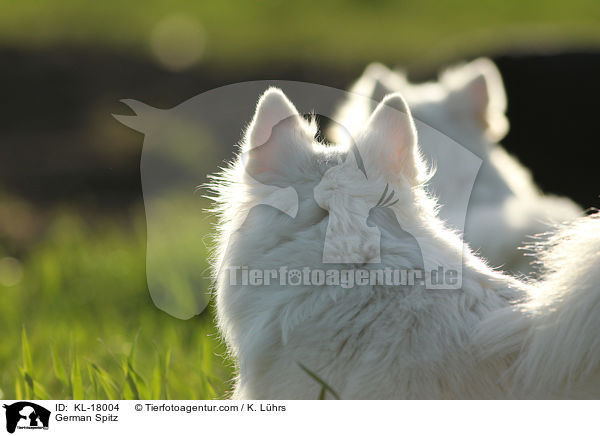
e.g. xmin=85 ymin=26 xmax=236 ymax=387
xmin=2 ymin=0 xmax=600 ymax=67
xmin=1 ymin=0 xmax=599 ymax=400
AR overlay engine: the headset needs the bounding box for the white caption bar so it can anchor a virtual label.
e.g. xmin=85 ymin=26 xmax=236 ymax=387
xmin=1 ymin=400 xmax=598 ymax=435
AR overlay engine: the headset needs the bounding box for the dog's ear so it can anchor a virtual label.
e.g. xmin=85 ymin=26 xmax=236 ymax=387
xmin=242 ymin=88 xmax=313 ymax=184
xmin=361 ymin=63 xmax=397 ymax=104
xmin=443 ymin=58 xmax=509 ymax=140
xmin=359 ymin=93 xmax=425 ymax=185
xmin=362 ymin=62 xmax=392 ymax=81
xmin=245 ymin=87 xmax=301 ymax=150
xmin=371 ymin=77 xmax=393 ymax=104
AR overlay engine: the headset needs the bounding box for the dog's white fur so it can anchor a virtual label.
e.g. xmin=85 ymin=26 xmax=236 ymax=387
xmin=210 ymin=88 xmax=600 ymax=399
xmin=329 ymin=60 xmax=582 ymax=275
xmin=475 ymin=212 xmax=600 ymax=398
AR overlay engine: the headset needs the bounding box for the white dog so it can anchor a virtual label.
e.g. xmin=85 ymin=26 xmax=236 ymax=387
xmin=329 ymin=59 xmax=581 ymax=275
xmin=210 ymin=88 xmax=600 ymax=399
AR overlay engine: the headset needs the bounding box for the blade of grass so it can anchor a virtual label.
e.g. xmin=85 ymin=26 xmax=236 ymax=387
xmin=51 ymin=342 xmax=69 ymax=389
xmin=21 ymin=326 xmax=34 ymax=398
xmin=87 ymin=363 xmax=99 ymax=399
xmin=20 ymin=371 xmax=35 ymax=399
xmin=151 ymin=345 xmax=170 ymax=400
xmin=21 ymin=327 xmax=33 ymax=376
xmin=123 ymin=332 xmax=148 ymax=400
xmin=151 ymin=363 xmax=161 ymax=400
xmin=14 ymin=378 xmax=23 ymax=400
xmin=297 ymin=362 xmax=341 ymax=400
xmin=126 ymin=361 xmax=149 ymax=400
xmin=122 ymin=357 xmax=139 ymax=400
xmin=90 ymin=363 xmax=118 ymax=400
xmin=70 ymin=354 xmax=84 ymax=400
xmin=33 ymin=381 xmax=50 ymax=400
xmin=164 ymin=349 xmax=171 ymax=400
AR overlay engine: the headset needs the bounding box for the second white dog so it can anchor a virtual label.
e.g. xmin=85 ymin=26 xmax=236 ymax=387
xmin=329 ymin=59 xmax=582 ymax=275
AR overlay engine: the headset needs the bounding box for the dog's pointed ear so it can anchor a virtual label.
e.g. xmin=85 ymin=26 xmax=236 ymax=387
xmin=444 ymin=58 xmax=509 ymax=140
xmin=363 ymin=62 xmax=391 ymax=80
xmin=372 ymin=77 xmax=393 ymax=104
xmin=245 ymin=88 xmax=301 ymax=150
xmin=360 ymin=93 xmax=424 ymax=184
xmin=361 ymin=63 xmax=395 ymax=104
xmin=242 ymin=88 xmax=312 ymax=184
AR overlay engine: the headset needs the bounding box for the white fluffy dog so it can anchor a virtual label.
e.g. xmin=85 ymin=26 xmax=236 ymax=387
xmin=329 ymin=60 xmax=581 ymax=275
xmin=210 ymin=88 xmax=600 ymax=399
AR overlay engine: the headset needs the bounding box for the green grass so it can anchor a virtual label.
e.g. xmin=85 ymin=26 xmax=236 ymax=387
xmin=1 ymin=0 xmax=599 ymax=69
xmin=0 ymin=207 xmax=233 ymax=400
xmin=0 ymin=205 xmax=343 ymax=400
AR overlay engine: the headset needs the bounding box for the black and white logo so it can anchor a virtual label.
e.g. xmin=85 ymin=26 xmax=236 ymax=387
xmin=3 ymin=402 xmax=50 ymax=434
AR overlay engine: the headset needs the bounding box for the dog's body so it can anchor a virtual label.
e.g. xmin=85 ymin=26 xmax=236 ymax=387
xmin=475 ymin=212 xmax=600 ymax=398
xmin=210 ymin=88 xmax=600 ymax=399
xmin=329 ymin=60 xmax=581 ymax=275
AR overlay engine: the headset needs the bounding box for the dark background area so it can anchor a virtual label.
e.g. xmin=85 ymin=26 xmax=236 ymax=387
xmin=1 ymin=49 xmax=598 ymax=212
